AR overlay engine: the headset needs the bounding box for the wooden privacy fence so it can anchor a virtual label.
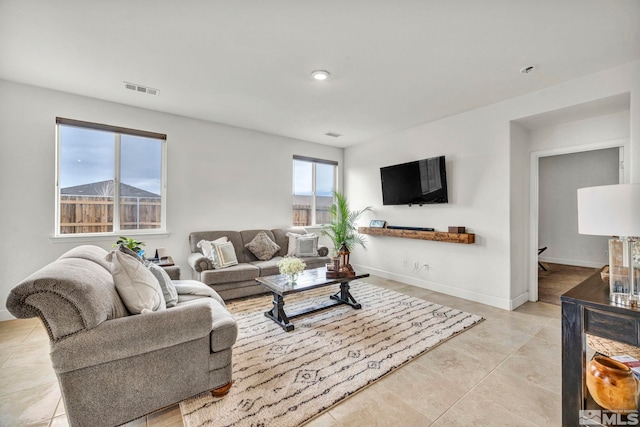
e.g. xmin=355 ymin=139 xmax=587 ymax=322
xmin=59 ymin=195 xmax=161 ymax=234
xmin=292 ymin=204 xmax=331 ymax=226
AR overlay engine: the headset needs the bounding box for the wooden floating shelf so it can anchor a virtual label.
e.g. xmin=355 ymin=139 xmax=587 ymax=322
xmin=358 ymin=227 xmax=475 ymax=244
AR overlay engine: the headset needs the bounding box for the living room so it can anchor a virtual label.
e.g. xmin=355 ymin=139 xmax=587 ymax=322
xmin=1 ymin=1 xmax=640 ymax=426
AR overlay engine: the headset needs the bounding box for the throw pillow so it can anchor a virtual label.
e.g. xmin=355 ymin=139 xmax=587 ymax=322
xmin=213 ymin=241 xmax=239 ymax=269
xmin=147 ymin=262 xmax=178 ymax=308
xmin=285 ymin=232 xmax=306 ymax=256
xmin=295 ymin=234 xmax=319 ymax=257
xmin=106 ymin=250 xmax=166 ymax=314
xmin=245 ymin=231 xmax=281 ymax=261
xmin=119 ymin=244 xmax=143 ymax=262
xmin=197 ymin=237 xmax=228 ymax=268
xmin=286 ymin=232 xmax=318 ymax=257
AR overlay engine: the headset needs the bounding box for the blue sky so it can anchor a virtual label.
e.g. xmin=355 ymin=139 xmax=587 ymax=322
xmin=59 ymin=126 xmax=162 ymax=195
xmin=293 ymin=160 xmax=334 ymax=197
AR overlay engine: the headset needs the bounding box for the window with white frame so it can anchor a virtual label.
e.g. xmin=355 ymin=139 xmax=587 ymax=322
xmin=292 ymin=156 xmax=337 ymax=226
xmin=55 ymin=118 xmax=166 ymax=236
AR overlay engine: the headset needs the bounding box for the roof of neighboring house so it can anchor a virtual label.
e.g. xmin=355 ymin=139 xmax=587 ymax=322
xmin=61 ymin=180 xmax=160 ymax=198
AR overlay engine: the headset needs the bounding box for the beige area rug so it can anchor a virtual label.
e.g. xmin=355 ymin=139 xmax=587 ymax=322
xmin=179 ymin=282 xmax=483 ymax=427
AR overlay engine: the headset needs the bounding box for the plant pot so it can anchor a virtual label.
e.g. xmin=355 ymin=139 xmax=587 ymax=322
xmin=586 ymin=355 xmax=640 ymax=411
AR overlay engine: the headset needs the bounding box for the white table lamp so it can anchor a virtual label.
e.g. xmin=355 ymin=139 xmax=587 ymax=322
xmin=577 ymin=184 xmax=640 ymax=306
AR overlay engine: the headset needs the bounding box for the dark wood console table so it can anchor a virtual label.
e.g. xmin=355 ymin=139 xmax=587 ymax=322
xmin=561 ymin=268 xmax=640 ymax=425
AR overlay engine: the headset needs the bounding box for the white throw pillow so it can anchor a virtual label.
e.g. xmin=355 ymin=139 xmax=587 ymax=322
xmin=106 ymin=250 xmax=166 ymax=314
xmin=286 ymin=232 xmax=318 ymax=257
xmin=295 ymin=234 xmax=319 ymax=257
xmin=213 ymin=241 xmax=239 ymax=269
xmin=197 ymin=237 xmax=228 ymax=267
xmin=286 ymin=232 xmax=306 ymax=256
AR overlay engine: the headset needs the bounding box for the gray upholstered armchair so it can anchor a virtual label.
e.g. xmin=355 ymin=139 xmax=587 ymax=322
xmin=6 ymin=245 xmax=237 ymax=427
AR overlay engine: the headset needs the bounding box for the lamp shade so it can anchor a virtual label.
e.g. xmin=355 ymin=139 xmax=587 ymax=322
xmin=577 ymin=184 xmax=640 ymax=237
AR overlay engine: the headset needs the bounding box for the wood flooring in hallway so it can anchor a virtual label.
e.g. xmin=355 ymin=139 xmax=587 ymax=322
xmin=538 ymin=262 xmax=598 ymax=305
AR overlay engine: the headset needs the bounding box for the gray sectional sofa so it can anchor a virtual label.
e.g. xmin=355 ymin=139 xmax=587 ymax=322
xmin=6 ymin=245 xmax=237 ymax=427
xmin=188 ymin=228 xmax=331 ymax=300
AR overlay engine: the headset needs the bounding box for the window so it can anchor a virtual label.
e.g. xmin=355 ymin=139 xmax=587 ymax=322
xmin=55 ymin=118 xmax=166 ymax=236
xmin=292 ymin=156 xmax=337 ymax=226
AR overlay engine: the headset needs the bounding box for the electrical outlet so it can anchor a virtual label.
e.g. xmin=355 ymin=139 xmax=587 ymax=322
xmin=414 ymin=261 xmax=419 ymax=269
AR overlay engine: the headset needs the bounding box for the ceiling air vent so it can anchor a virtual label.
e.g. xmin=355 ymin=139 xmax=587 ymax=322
xmin=124 ymin=81 xmax=159 ymax=96
xmin=325 ymin=132 xmax=343 ymax=138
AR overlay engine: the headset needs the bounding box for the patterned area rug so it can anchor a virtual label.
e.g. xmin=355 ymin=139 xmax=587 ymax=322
xmin=179 ymin=282 xmax=483 ymax=427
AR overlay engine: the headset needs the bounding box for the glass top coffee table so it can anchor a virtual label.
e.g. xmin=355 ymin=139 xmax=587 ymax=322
xmin=256 ymin=267 xmax=369 ymax=331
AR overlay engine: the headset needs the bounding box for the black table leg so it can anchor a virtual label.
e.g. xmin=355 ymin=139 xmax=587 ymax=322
xmin=264 ymin=292 xmax=294 ymax=331
xmin=330 ymin=281 xmax=362 ymax=309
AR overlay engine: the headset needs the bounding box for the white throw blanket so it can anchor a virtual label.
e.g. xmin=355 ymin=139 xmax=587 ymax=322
xmin=173 ymin=280 xmax=226 ymax=306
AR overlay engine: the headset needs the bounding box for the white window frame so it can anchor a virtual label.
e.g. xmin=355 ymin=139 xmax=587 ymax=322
xmin=292 ymin=155 xmax=338 ymax=226
xmin=54 ymin=117 xmax=167 ymax=237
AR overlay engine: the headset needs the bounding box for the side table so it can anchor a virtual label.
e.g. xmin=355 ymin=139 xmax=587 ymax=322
xmin=561 ymin=267 xmax=640 ymax=425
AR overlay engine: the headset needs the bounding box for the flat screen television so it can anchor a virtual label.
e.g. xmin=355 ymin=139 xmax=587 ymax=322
xmin=380 ymin=156 xmax=448 ymax=206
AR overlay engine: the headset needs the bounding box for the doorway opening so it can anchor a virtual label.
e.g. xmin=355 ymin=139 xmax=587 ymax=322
xmin=529 ymin=140 xmax=627 ymax=303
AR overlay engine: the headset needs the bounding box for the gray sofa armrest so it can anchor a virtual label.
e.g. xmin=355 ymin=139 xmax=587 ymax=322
xmin=318 ymin=246 xmax=329 ymax=257
xmin=188 ymin=252 xmax=212 ymax=272
xmin=50 ymin=299 xmax=237 ymax=373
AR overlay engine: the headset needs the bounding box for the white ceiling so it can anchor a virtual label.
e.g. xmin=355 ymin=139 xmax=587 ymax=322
xmin=1 ymin=1 xmax=639 ymax=147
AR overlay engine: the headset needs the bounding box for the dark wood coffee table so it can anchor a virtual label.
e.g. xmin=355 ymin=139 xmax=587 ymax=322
xmin=256 ymin=267 xmax=369 ymax=331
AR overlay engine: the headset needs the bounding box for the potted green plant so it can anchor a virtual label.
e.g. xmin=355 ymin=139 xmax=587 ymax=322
xmin=114 ymin=237 xmax=145 ymax=255
xmin=322 ymin=191 xmax=371 ymax=255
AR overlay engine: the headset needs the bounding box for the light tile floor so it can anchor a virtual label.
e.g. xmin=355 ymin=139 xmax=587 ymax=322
xmin=0 ymin=276 xmax=561 ymax=426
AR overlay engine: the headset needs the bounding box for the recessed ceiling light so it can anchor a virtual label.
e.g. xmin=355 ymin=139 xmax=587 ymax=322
xmin=520 ymin=65 xmax=536 ymax=74
xmin=311 ymin=70 xmax=330 ymax=81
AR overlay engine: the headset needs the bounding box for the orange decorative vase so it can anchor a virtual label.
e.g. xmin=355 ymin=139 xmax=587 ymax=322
xmin=586 ymin=355 xmax=640 ymax=411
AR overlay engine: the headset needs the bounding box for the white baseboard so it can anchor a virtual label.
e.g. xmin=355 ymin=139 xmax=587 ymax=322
xmin=539 ymin=257 xmax=604 ymax=269
xmin=511 ymin=291 xmax=530 ymax=310
xmin=352 ymin=263 xmax=514 ymax=311
xmin=0 ymin=309 xmax=15 ymax=322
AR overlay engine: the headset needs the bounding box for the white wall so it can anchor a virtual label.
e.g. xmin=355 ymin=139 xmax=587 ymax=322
xmin=538 ymin=148 xmax=619 ymax=267
xmin=0 ymin=80 xmax=343 ymax=320
xmin=345 ymin=60 xmax=640 ymax=310
xmin=509 ymin=122 xmax=530 ymax=306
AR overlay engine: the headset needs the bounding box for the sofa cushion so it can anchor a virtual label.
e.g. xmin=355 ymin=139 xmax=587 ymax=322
xmin=200 ymin=263 xmax=260 ymax=285
xmin=147 ymin=263 xmax=178 ymax=308
xmin=300 ymin=255 xmax=332 ymax=269
xmin=244 ymin=231 xmax=281 ymax=261
xmin=106 ymin=250 xmax=166 ymax=314
xmin=249 ymin=257 xmax=283 ymax=277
